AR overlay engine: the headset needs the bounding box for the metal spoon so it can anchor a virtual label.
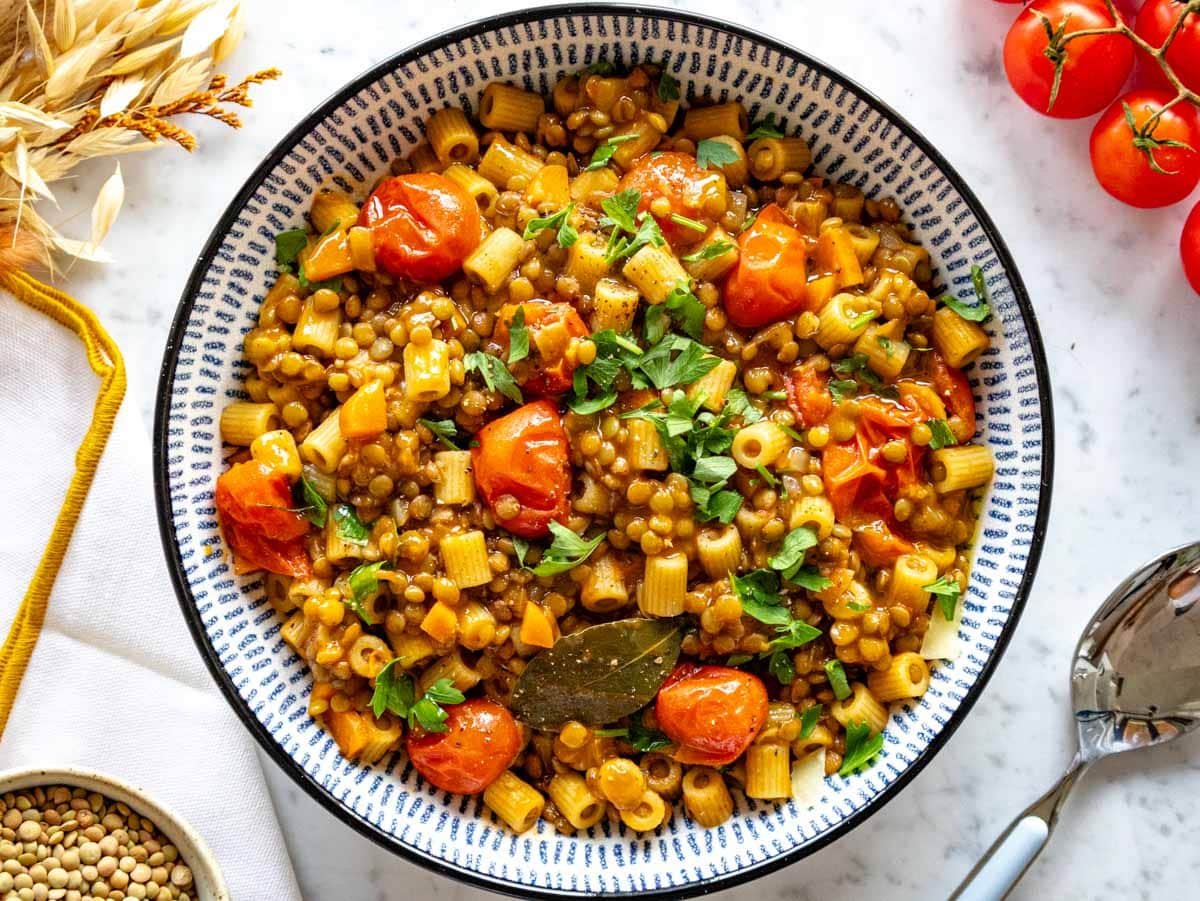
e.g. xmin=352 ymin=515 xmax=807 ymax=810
xmin=951 ymin=542 xmax=1200 ymax=901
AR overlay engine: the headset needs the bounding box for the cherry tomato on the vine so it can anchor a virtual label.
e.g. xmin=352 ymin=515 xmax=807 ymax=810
xmin=1135 ymin=0 xmax=1200 ymax=95
xmin=405 ymin=699 xmax=522 ymax=794
xmin=1090 ymin=89 xmax=1200 ymax=208
xmin=1183 ymin=202 xmax=1200 ymax=293
xmin=358 ymin=173 xmax=483 ymax=283
xmin=1004 ymin=0 xmax=1135 ymax=119
xmin=655 ymin=664 xmax=768 ymax=766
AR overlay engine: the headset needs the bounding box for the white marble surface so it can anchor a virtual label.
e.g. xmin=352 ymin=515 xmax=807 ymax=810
xmin=60 ymin=0 xmax=1200 ymax=898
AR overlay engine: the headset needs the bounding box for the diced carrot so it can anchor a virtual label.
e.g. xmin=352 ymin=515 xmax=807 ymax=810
xmin=815 ymin=228 xmax=863 ymax=289
xmin=525 ymin=163 xmax=569 ymax=208
xmin=421 ymin=601 xmax=458 ymax=643
xmin=325 ymin=709 xmax=369 ymax=759
xmin=519 ymin=602 xmax=556 ymax=649
xmin=304 ymin=230 xmax=355 ymax=282
xmin=339 ymin=380 xmax=387 ymax=439
xmin=805 ymin=273 xmax=838 ymax=311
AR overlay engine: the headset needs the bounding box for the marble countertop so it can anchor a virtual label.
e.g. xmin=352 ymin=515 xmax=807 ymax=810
xmin=62 ymin=0 xmax=1200 ymax=897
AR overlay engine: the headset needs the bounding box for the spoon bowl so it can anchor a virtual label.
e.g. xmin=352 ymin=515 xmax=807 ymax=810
xmin=953 ymin=541 xmax=1200 ymax=901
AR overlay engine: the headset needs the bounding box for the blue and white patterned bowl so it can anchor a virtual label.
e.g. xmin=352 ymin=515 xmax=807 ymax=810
xmin=154 ymin=5 xmax=1054 ymax=897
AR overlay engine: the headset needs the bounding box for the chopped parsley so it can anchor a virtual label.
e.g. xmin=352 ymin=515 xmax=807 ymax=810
xmin=345 ymin=561 xmax=389 ymax=624
xmin=799 ymin=704 xmax=822 ymax=738
xmin=924 ymin=575 xmax=962 ymax=622
xmin=599 ymin=189 xmax=667 ymax=264
xmin=839 ymin=720 xmax=884 ymax=776
xmin=274 ymin=227 xmax=307 ymax=272
xmin=682 ymin=240 xmax=734 ymax=263
xmin=332 ymin=504 xmax=370 ymax=545
xmin=464 ymin=351 xmax=523 ymax=404
xmin=662 ymin=282 xmax=706 ymax=341
xmin=637 ymin=335 xmax=719 ymax=390
xmin=567 ymin=329 xmax=643 ymax=415
xmin=828 ymin=379 xmax=859 ymax=403
xmin=825 ymin=659 xmax=851 ymax=701
xmin=768 ymin=650 xmax=795 ymax=685
xmin=669 ymin=212 xmax=707 ymax=233
xmin=877 ymin=335 xmax=894 ymax=357
xmin=581 ymin=59 xmax=616 ymax=76
xmin=657 ymin=69 xmax=681 ymax=103
xmin=628 ymin=709 xmax=672 ymax=752
xmin=766 ymin=617 xmax=822 ymax=652
xmin=370 ymin=663 xmax=465 ymax=733
xmin=746 ymin=112 xmax=784 ymax=141
xmin=723 ymin=389 xmax=763 ymax=423
xmin=293 ymin=476 xmax=328 ymax=528
xmin=695 ymin=137 xmax=740 ymax=169
xmin=523 ymin=202 xmax=579 ymax=248
xmin=511 ymin=535 xmax=531 ymax=569
xmin=755 ymin=463 xmax=777 ymax=487
xmin=531 ymin=522 xmax=605 ymax=576
xmin=926 ymin=418 xmax=958 ymax=451
xmin=768 ymin=526 xmax=819 ymax=580
xmin=506 ymin=306 xmax=530 ymax=364
xmin=419 ymin=418 xmax=461 ymax=450
xmin=600 ymin=189 xmax=641 ymax=233
xmin=730 ymin=570 xmax=791 ymax=626
xmin=941 ymin=264 xmax=992 ymax=322
xmin=587 ymin=133 xmax=639 ymax=171
xmin=849 ymin=309 xmax=880 ymax=330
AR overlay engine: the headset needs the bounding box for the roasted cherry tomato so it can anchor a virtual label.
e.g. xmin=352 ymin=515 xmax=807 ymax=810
xmin=471 ymin=399 xmax=571 ymax=538
xmin=492 ymin=299 xmax=590 ymax=395
xmin=1135 ymin=0 xmax=1200 ymax=95
xmin=928 ymin=353 xmax=977 ymax=442
xmin=723 ymin=205 xmax=810 ymax=329
xmin=215 ymin=461 xmax=311 ymax=576
xmin=405 ymin=699 xmax=522 ymax=794
xmin=1183 ymin=201 xmax=1200 ymax=294
xmin=1090 ymin=89 xmax=1200 ymax=208
xmin=786 ymin=360 xmax=833 ymax=429
xmin=617 ymin=152 xmax=727 ymax=244
xmin=1004 ymin=0 xmax=1134 ymax=119
xmin=655 ymin=664 xmax=768 ymax=766
xmin=358 ymin=173 xmax=483 ymax=282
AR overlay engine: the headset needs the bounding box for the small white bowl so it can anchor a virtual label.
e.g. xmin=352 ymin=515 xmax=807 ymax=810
xmin=0 ymin=767 xmax=229 ymax=901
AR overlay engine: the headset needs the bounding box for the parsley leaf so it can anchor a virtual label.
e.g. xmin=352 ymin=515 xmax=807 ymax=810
xmin=582 ymin=59 xmax=616 ymax=76
xmin=768 ymin=649 xmax=795 ymax=685
xmin=746 ymin=112 xmax=784 ymax=141
xmin=332 ymin=504 xmax=370 ymax=545
xmin=293 ymin=476 xmax=328 ymax=528
xmin=692 ymin=455 xmax=737 ymax=482
xmin=523 ymin=202 xmax=578 ymax=248
xmin=696 ymin=137 xmax=740 ymax=169
xmin=662 ymin=282 xmax=706 ymax=341
xmin=658 ymin=70 xmax=681 ymax=102
xmin=730 ymin=570 xmax=790 ymax=626
xmin=941 ymin=264 xmax=992 ymax=322
xmin=511 ymin=535 xmax=531 ymax=569
xmin=755 ymin=463 xmax=777 ymax=486
xmin=464 ymin=351 xmax=523 ymax=404
xmin=629 ymin=709 xmax=672 ymax=752
xmin=767 ymin=617 xmax=822 ymax=652
xmin=370 ymin=664 xmax=466 ymax=734
xmin=274 ymin=228 xmax=307 ymax=271
xmin=825 ymin=659 xmax=852 ymax=701
xmin=637 ymin=335 xmax=720 ymax=390
xmin=419 ymin=418 xmax=461 ymax=450
xmin=924 ymin=575 xmax=962 ymax=622
xmin=568 ymin=329 xmax=643 ymax=415
xmin=682 ymin=240 xmax=735 ymax=263
xmin=369 ymin=660 xmax=415 ymax=719
xmin=789 ymin=566 xmax=833 ymax=592
xmin=531 ymin=522 xmax=605 ymax=576
xmin=600 ymin=189 xmax=641 ymax=233
xmin=690 ymin=481 xmax=743 ymax=524
xmin=587 ymin=133 xmax=639 ymax=171
xmin=799 ymin=704 xmax=822 ymax=738
xmin=828 ymin=379 xmax=859 ymax=403
xmin=345 ymin=561 xmax=389 ymax=624
xmin=769 ymin=526 xmax=820 ymax=580
xmin=926 ymin=419 xmax=958 ymax=451
xmin=507 ymin=306 xmax=530 ymax=364
xmin=424 ymin=677 xmax=466 ymax=706
xmin=726 ymin=653 xmax=754 ymax=666
xmin=723 ymin=389 xmax=763 ymax=423
xmin=839 ymin=720 xmax=885 ymax=776
xmin=605 ymin=212 xmax=667 ymax=265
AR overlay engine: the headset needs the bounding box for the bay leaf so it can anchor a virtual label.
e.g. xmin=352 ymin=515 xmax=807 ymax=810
xmin=510 ymin=618 xmax=683 ymax=729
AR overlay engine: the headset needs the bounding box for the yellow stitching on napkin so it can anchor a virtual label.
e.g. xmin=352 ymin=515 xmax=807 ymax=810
xmin=0 ymin=271 xmax=126 ymax=738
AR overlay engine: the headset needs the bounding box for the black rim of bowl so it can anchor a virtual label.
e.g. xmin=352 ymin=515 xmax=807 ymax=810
xmin=153 ymin=4 xmax=1056 ymax=898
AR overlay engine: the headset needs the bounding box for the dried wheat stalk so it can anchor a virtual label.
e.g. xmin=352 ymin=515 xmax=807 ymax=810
xmin=0 ymin=0 xmax=279 ymax=273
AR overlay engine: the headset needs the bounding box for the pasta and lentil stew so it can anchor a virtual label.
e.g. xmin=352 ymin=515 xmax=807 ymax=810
xmin=215 ymin=63 xmax=995 ymax=835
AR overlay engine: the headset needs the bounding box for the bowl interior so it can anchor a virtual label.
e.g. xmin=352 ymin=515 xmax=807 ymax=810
xmin=0 ymin=767 xmax=229 ymax=901
xmin=155 ymin=7 xmax=1051 ymax=898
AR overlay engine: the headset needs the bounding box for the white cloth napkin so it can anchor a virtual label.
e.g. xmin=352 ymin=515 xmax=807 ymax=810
xmin=0 ymin=287 xmax=301 ymax=901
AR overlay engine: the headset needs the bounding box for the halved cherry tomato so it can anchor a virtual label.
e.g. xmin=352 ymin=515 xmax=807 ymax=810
xmin=1183 ymin=201 xmax=1200 ymax=294
xmin=785 ymin=360 xmax=833 ymax=428
xmin=1090 ymin=89 xmax=1200 ymax=208
xmin=406 ymin=699 xmax=522 ymax=794
xmin=1135 ymin=0 xmax=1200 ymax=95
xmin=1004 ymin=0 xmax=1135 ymax=119
xmin=617 ymin=152 xmax=727 ymax=244
xmin=215 ymin=461 xmax=310 ymax=576
xmin=723 ymin=205 xmax=810 ymax=329
xmin=655 ymin=664 xmax=768 ymax=766
xmin=492 ymin=299 xmax=590 ymax=395
xmin=358 ymin=173 xmax=483 ymax=282
xmin=471 ymin=399 xmax=571 ymax=539
xmin=928 ymin=353 xmax=977 ymax=442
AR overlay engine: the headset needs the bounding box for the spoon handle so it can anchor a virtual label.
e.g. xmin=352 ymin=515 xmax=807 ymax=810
xmin=950 ymin=753 xmax=1089 ymax=901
